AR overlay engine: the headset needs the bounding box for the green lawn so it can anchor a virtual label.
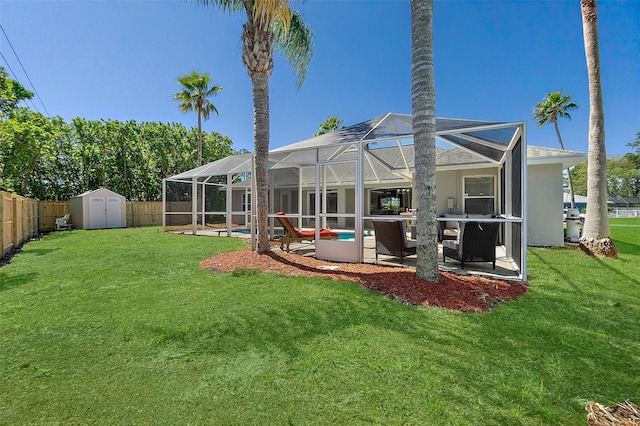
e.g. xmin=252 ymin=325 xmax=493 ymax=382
xmin=1 ymin=221 xmax=639 ymax=425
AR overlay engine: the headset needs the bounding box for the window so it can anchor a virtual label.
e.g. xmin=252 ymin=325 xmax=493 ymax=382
xmin=309 ymin=192 xmax=337 ymax=215
xmin=241 ymin=192 xmax=251 ymax=212
xmin=369 ymin=188 xmax=412 ymax=215
xmin=464 ymin=176 xmax=495 ymax=214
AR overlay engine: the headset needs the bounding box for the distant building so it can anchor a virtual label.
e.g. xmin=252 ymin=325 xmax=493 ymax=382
xmin=608 ymin=196 xmax=640 ymax=207
xmin=563 ymin=193 xmax=588 ymax=212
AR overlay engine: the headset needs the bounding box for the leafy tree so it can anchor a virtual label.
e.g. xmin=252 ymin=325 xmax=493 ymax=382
xmin=533 ymin=91 xmax=579 ymax=208
xmin=570 ymin=153 xmax=640 ymax=200
xmin=411 ymin=0 xmax=439 ymax=282
xmin=580 ymin=0 xmax=616 ymax=257
xmin=200 ymin=0 xmax=314 ymax=254
xmin=569 ymin=162 xmax=588 ymax=196
xmin=626 ymin=131 xmax=640 ymax=167
xmin=0 ymin=66 xmax=34 ymax=118
xmin=174 ymin=71 xmax=222 ymax=167
xmin=70 ymin=119 xmax=234 ymax=201
xmin=28 ymin=117 xmax=77 ymax=200
xmin=608 ymin=156 xmax=640 ymax=198
xmin=314 ymin=116 xmax=343 ymax=136
xmin=0 ymin=108 xmax=61 ymax=196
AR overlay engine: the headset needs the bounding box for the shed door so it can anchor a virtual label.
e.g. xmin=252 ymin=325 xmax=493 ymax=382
xmin=106 ymin=197 xmax=122 ymax=228
xmin=89 ymin=197 xmax=107 ymax=229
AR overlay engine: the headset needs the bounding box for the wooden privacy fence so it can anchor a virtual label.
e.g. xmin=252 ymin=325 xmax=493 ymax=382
xmin=39 ymin=201 xmax=70 ymax=232
xmin=39 ymin=200 xmax=163 ymax=229
xmin=1 ymin=191 xmax=39 ymax=257
xmin=125 ymin=201 xmax=163 ymax=227
xmin=1 ymin=194 xmax=164 ymax=257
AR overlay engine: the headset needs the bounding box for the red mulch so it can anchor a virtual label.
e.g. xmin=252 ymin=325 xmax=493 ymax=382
xmin=200 ymin=248 xmax=527 ymax=313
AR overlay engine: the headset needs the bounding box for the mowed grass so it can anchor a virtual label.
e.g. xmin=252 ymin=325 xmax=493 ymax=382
xmin=1 ymin=222 xmax=639 ymax=425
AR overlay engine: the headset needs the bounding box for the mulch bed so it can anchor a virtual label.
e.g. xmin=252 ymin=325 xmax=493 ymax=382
xmin=200 ymin=247 xmax=527 ymax=312
xmin=586 ymin=400 xmax=640 ymax=425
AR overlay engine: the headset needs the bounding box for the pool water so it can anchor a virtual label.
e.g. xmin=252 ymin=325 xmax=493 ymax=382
xmin=338 ymin=232 xmax=354 ymax=240
xmin=337 ymin=231 xmax=371 ymax=240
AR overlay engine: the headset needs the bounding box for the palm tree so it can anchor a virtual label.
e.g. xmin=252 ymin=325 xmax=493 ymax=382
xmin=174 ymin=71 xmax=222 ymax=167
xmin=533 ymin=91 xmax=578 ymax=208
xmin=314 ymin=116 xmax=343 ymax=136
xmin=411 ymin=0 xmax=439 ymax=282
xmin=580 ymin=0 xmax=617 ymax=257
xmin=200 ymin=0 xmax=313 ymax=254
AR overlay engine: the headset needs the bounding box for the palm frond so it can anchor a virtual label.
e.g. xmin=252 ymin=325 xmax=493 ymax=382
xmin=274 ymin=11 xmax=314 ymax=89
xmin=533 ymin=90 xmax=578 ymax=126
xmin=174 ymin=71 xmax=221 ymax=120
xmin=198 ymin=0 xmax=245 ymax=14
xmin=251 ymin=0 xmax=292 ymax=33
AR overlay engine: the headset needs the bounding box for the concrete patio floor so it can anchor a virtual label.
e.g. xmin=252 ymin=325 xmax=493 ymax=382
xmin=179 ymin=229 xmax=521 ymax=280
xmin=277 ymin=237 xmax=521 ymax=280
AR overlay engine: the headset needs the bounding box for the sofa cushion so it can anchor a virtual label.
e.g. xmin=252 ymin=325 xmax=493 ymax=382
xmin=442 ymin=239 xmax=459 ymax=250
xmin=444 ymin=213 xmax=466 ymax=229
xmin=467 ymin=213 xmax=493 ymax=220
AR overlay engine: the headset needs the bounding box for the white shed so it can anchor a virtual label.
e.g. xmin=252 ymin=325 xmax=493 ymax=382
xmin=69 ymin=188 xmax=126 ymax=230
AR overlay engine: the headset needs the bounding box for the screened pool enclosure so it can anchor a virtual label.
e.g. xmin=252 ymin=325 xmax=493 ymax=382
xmin=163 ymin=113 xmax=527 ymax=279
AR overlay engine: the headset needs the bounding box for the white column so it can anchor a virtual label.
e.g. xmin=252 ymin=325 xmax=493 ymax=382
xmin=191 ymin=177 xmax=197 ymax=235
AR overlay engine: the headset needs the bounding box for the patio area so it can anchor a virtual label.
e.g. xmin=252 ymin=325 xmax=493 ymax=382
xmin=164 ymin=113 xmax=528 ymax=279
xmin=178 ymin=227 xmax=520 ymax=279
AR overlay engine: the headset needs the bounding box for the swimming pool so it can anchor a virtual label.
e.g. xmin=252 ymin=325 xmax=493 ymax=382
xmin=337 ymin=231 xmax=372 ymax=240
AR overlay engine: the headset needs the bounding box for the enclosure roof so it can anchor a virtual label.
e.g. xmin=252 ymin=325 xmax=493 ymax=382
xmin=167 ymin=113 xmax=586 ymax=181
xmin=167 ymin=152 xmax=253 ymax=181
xmin=269 ymin=113 xmax=523 ymax=169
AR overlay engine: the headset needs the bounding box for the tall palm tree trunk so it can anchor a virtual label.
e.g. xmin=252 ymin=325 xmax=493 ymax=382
xmin=553 ymin=121 xmax=576 ymax=208
xmin=251 ymin=72 xmax=271 ymax=254
xmin=580 ymin=0 xmax=616 ymax=258
xmin=411 ymin=0 xmax=439 ymax=282
xmin=197 ymin=110 xmax=203 ymax=167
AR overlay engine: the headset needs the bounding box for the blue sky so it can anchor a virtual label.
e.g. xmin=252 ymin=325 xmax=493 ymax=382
xmin=1 ymin=0 xmax=638 ymax=156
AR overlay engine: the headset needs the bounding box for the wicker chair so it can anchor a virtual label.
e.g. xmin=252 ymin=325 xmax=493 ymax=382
xmin=372 ymin=220 xmax=417 ymax=264
xmin=442 ymin=221 xmax=500 ymax=269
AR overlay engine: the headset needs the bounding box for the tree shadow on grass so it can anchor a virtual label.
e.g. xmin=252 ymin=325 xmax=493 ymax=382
xmin=0 ymin=271 xmax=39 ymax=292
xmin=21 ymin=248 xmax=59 ymax=256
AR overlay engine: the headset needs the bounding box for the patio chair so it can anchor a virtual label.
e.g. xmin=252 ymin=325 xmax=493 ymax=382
xmin=438 ymin=213 xmax=494 ymax=241
xmin=372 ymin=220 xmax=417 ymax=264
xmin=439 ymin=213 xmax=466 ymax=241
xmin=55 ymin=213 xmax=71 ymax=231
xmin=442 ymin=221 xmax=500 ymax=269
xmin=275 ymin=212 xmax=339 ymax=252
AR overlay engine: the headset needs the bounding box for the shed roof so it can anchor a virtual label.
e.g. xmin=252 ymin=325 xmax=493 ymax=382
xmin=72 ymin=187 xmax=125 ymax=199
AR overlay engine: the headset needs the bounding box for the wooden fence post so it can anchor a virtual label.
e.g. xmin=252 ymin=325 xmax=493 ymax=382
xmin=0 ymin=193 xmax=4 ymax=256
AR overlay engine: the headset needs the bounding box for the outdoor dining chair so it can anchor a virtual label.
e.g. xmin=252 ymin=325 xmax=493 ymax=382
xmin=372 ymin=220 xmax=417 ymax=264
xmin=442 ymin=221 xmax=500 ymax=269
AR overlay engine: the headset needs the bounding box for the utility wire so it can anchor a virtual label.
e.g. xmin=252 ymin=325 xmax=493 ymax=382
xmin=0 ymin=49 xmax=40 ymax=113
xmin=0 ymin=23 xmax=49 ymax=116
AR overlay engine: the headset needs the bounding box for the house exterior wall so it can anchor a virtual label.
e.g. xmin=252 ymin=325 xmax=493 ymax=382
xmin=230 ymin=163 xmax=565 ymax=246
xmin=527 ymin=163 xmax=564 ymax=246
xmin=436 ymin=168 xmax=499 ymax=215
xmin=436 ymin=170 xmax=460 ymax=214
